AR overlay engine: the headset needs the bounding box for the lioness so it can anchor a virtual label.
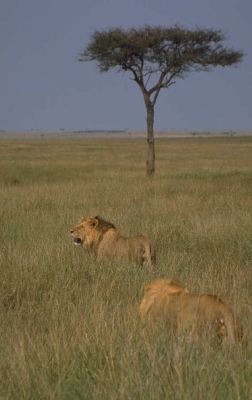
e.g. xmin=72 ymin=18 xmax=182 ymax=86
xmin=140 ymin=279 xmax=239 ymax=344
xmin=70 ymin=216 xmax=155 ymax=266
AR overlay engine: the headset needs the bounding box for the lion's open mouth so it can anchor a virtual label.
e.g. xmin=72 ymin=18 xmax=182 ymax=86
xmin=73 ymin=237 xmax=82 ymax=245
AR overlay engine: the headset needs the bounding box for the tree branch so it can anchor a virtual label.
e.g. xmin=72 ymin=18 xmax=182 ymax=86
xmin=149 ymin=69 xmax=180 ymax=105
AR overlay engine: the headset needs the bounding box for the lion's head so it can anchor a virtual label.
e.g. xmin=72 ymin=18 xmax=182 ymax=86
xmin=144 ymin=279 xmax=189 ymax=296
xmin=70 ymin=216 xmax=115 ymax=249
xmin=140 ymin=279 xmax=189 ymax=321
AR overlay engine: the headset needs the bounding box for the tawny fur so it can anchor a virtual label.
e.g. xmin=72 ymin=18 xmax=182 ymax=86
xmin=70 ymin=216 xmax=155 ymax=266
xmin=140 ymin=279 xmax=239 ymax=344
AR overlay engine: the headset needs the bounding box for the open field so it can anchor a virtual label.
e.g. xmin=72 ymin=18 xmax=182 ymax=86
xmin=0 ymin=136 xmax=252 ymax=399
xmin=0 ymin=130 xmax=252 ymax=140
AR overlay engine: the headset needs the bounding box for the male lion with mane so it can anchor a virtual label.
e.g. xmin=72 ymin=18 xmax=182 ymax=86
xmin=140 ymin=279 xmax=239 ymax=344
xmin=70 ymin=216 xmax=155 ymax=266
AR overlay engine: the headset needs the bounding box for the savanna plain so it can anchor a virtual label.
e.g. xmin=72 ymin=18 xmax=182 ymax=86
xmin=0 ymin=137 xmax=252 ymax=399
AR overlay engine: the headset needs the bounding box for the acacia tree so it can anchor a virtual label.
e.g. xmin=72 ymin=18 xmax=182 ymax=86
xmin=79 ymin=26 xmax=243 ymax=176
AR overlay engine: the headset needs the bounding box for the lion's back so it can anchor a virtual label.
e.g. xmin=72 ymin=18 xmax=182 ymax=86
xmin=97 ymin=232 xmax=153 ymax=265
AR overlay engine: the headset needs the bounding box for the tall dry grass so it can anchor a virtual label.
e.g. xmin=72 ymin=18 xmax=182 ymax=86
xmin=0 ymin=137 xmax=252 ymax=399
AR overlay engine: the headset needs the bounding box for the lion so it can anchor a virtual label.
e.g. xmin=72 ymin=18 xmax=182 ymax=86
xmin=140 ymin=279 xmax=239 ymax=344
xmin=70 ymin=216 xmax=155 ymax=266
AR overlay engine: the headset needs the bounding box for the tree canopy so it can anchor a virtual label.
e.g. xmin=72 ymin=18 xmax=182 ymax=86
xmin=79 ymin=26 xmax=243 ymax=175
xmin=80 ymin=26 xmax=243 ymax=104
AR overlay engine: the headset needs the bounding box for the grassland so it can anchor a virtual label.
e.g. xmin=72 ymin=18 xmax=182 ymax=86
xmin=0 ymin=137 xmax=252 ymax=399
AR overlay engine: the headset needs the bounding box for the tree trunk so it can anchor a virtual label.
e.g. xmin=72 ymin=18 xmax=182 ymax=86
xmin=146 ymin=103 xmax=155 ymax=176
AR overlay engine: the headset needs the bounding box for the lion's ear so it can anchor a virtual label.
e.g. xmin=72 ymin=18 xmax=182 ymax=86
xmin=90 ymin=217 xmax=99 ymax=228
xmin=167 ymin=280 xmax=189 ymax=294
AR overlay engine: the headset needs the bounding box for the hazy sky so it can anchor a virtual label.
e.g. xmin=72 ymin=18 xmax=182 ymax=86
xmin=1 ymin=0 xmax=251 ymax=132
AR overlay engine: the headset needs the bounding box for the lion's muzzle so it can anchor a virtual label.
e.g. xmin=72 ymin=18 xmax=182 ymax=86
xmin=70 ymin=229 xmax=84 ymax=246
xmin=73 ymin=237 xmax=82 ymax=245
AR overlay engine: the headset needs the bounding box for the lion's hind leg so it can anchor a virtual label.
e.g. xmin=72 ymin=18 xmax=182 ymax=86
xmin=141 ymin=241 xmax=155 ymax=267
